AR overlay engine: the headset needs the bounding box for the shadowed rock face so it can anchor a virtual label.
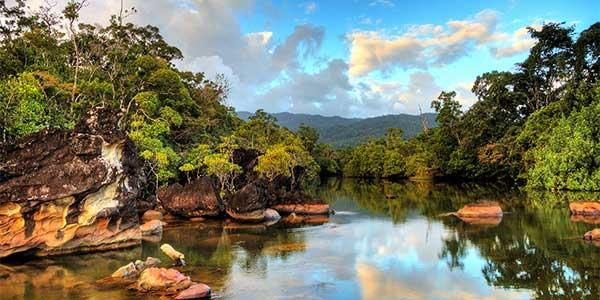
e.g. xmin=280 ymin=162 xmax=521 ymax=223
xmin=0 ymin=108 xmax=146 ymax=258
xmin=158 ymin=177 xmax=223 ymax=218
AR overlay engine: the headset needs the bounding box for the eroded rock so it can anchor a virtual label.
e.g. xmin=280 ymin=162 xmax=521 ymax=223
xmin=0 ymin=108 xmax=145 ymax=258
xmin=584 ymin=228 xmax=600 ymax=241
xmin=160 ymin=244 xmax=185 ymax=266
xmin=142 ymin=210 xmax=163 ymax=222
xmin=140 ymin=220 xmax=163 ymax=237
xmin=225 ymin=182 xmax=268 ymax=222
xmin=570 ymin=202 xmax=600 ymax=216
xmin=158 ymin=177 xmax=223 ymax=218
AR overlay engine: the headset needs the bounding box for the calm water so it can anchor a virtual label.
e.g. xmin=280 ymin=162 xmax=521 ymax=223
xmin=1 ymin=178 xmax=600 ymax=300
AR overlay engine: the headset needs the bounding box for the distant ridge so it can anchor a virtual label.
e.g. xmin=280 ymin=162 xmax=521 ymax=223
xmin=237 ymin=111 xmax=437 ymax=148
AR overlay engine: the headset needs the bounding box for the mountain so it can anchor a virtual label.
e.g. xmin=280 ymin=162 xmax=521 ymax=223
xmin=237 ymin=111 xmax=437 ymax=148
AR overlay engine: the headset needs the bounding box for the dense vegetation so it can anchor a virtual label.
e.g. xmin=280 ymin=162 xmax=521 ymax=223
xmin=238 ymin=111 xmax=438 ymax=147
xmin=1 ymin=1 xmax=599 ymax=192
xmin=0 ymin=0 xmax=321 ymax=194
xmin=337 ymin=22 xmax=600 ymax=191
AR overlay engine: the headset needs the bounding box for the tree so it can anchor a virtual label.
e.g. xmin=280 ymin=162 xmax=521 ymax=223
xmin=204 ymin=153 xmax=241 ymax=194
xmin=297 ymin=124 xmax=319 ymax=153
xmin=255 ymin=143 xmax=319 ymax=188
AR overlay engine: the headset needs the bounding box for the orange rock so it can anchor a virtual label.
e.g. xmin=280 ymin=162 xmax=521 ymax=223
xmin=570 ymin=215 xmax=600 ymax=224
xmin=136 ymin=268 xmax=192 ymax=292
xmin=271 ymin=204 xmax=330 ymax=215
xmin=456 ymin=202 xmax=502 ymax=218
xmin=142 ymin=210 xmax=163 ymax=222
xmin=175 ymin=283 xmax=211 ymax=299
xmin=140 ymin=220 xmax=163 ymax=237
xmin=456 ymin=216 xmax=502 ymax=226
xmin=583 ymin=228 xmax=600 ymax=241
xmin=226 ymin=209 xmax=266 ymax=223
xmin=570 ymin=202 xmax=600 ymax=216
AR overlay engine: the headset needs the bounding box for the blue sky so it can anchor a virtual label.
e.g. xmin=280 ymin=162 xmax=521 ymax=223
xmin=48 ymin=0 xmax=598 ymax=117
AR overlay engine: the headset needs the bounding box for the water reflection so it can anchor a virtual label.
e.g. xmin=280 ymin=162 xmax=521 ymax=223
xmin=2 ymin=178 xmax=600 ymax=299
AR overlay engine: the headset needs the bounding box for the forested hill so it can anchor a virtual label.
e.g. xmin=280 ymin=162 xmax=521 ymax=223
xmin=237 ymin=111 xmax=437 ymax=147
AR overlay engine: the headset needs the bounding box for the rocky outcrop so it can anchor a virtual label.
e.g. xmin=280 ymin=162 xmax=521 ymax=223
xmin=570 ymin=202 xmax=600 ymax=216
xmin=111 ymin=257 xmax=161 ymax=278
xmin=158 ymin=177 xmax=223 ymax=218
xmin=0 ymin=108 xmax=145 ymax=258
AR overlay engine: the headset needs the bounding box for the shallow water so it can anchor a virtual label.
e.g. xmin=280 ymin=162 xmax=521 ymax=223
xmin=2 ymin=178 xmax=600 ymax=299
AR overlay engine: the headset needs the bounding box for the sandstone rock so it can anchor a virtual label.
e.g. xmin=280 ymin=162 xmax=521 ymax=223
xmin=584 ymin=228 xmax=600 ymax=241
xmin=456 ymin=202 xmax=503 ymax=218
xmin=283 ymin=213 xmax=303 ymax=225
xmin=111 ymin=262 xmax=138 ymax=278
xmin=456 ymin=216 xmax=503 ymax=226
xmin=226 ymin=209 xmax=266 ymax=223
xmin=570 ymin=215 xmax=600 ymax=224
xmin=136 ymin=267 xmax=192 ymax=292
xmin=271 ymin=204 xmax=330 ymax=215
xmin=160 ymin=244 xmax=185 ymax=265
xmin=0 ymin=108 xmax=145 ymax=258
xmin=142 ymin=210 xmax=163 ymax=222
xmin=140 ymin=220 xmax=163 ymax=236
xmin=570 ymin=202 xmax=600 ymax=216
xmin=158 ymin=177 xmax=223 ymax=218
xmin=175 ymin=283 xmax=212 ymax=299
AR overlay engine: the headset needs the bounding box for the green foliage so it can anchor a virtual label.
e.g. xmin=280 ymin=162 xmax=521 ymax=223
xmin=527 ymin=87 xmax=600 ymax=190
xmin=204 ymin=153 xmax=242 ymax=193
xmin=0 ymin=73 xmax=47 ymax=139
xmin=255 ymin=143 xmax=319 ymax=187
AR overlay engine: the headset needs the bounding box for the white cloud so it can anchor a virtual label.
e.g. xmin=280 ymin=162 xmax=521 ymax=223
xmin=348 ymin=9 xmax=503 ymax=77
xmin=369 ymin=0 xmax=395 ymax=7
xmin=491 ymin=25 xmax=540 ymax=58
xmin=300 ymin=2 xmax=317 ymax=14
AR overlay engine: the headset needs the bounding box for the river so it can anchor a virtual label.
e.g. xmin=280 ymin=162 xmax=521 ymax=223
xmin=1 ymin=178 xmax=599 ymax=299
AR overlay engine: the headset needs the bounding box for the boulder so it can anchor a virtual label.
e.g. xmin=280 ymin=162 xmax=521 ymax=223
xmin=136 ymin=267 xmax=192 ymax=292
xmin=158 ymin=177 xmax=223 ymax=218
xmin=584 ymin=228 xmax=600 ymax=241
xmin=142 ymin=210 xmax=163 ymax=222
xmin=570 ymin=202 xmax=600 ymax=216
xmin=140 ymin=220 xmax=163 ymax=237
xmin=160 ymin=243 xmax=185 ymax=265
xmin=0 ymin=108 xmax=145 ymax=258
xmin=456 ymin=202 xmax=503 ymax=218
xmin=264 ymin=208 xmax=281 ymax=221
xmin=225 ymin=182 xmax=268 ymax=222
xmin=175 ymin=283 xmax=212 ymax=299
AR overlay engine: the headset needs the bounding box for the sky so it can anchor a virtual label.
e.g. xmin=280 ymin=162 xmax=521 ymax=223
xmin=21 ymin=0 xmax=599 ymax=117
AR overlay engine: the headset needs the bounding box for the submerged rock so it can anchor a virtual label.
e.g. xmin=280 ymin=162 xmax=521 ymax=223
xmin=0 ymin=108 xmax=145 ymax=258
xmin=175 ymin=283 xmax=212 ymax=299
xmin=111 ymin=256 xmax=162 ymax=279
xmin=570 ymin=202 xmax=600 ymax=216
xmin=158 ymin=177 xmax=223 ymax=218
xmin=136 ymin=267 xmax=192 ymax=292
xmin=160 ymin=244 xmax=186 ymax=266
xmin=271 ymin=204 xmax=330 ymax=215
xmin=456 ymin=202 xmax=503 ymax=218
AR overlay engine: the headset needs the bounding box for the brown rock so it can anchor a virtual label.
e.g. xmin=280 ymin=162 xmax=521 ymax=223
xmin=112 ymin=262 xmax=138 ymax=278
xmin=225 ymin=182 xmax=268 ymax=216
xmin=570 ymin=202 xmax=600 ymax=216
xmin=160 ymin=244 xmax=185 ymax=265
xmin=175 ymin=283 xmax=212 ymax=299
xmin=271 ymin=204 xmax=330 ymax=215
xmin=456 ymin=216 xmax=502 ymax=226
xmin=140 ymin=220 xmax=163 ymax=237
xmin=0 ymin=108 xmax=145 ymax=258
xmin=456 ymin=201 xmax=503 ymax=218
xmin=158 ymin=177 xmax=223 ymax=218
xmin=136 ymin=268 xmax=192 ymax=292
xmin=570 ymin=215 xmax=600 ymax=224
xmin=584 ymin=228 xmax=600 ymax=241
xmin=226 ymin=209 xmax=266 ymax=223
xmin=142 ymin=210 xmax=163 ymax=222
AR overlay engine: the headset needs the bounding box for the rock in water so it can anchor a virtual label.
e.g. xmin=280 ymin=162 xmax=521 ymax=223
xmin=225 ymin=182 xmax=268 ymax=222
xmin=570 ymin=202 xmax=600 ymax=216
xmin=136 ymin=267 xmax=192 ymax=292
xmin=456 ymin=201 xmax=503 ymax=218
xmin=0 ymin=108 xmax=145 ymax=258
xmin=112 ymin=262 xmax=138 ymax=278
xmin=160 ymin=244 xmax=186 ymax=265
xmin=142 ymin=210 xmax=163 ymax=222
xmin=175 ymin=283 xmax=212 ymax=299
xmin=584 ymin=228 xmax=600 ymax=240
xmin=140 ymin=220 xmax=163 ymax=236
xmin=158 ymin=177 xmax=223 ymax=218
